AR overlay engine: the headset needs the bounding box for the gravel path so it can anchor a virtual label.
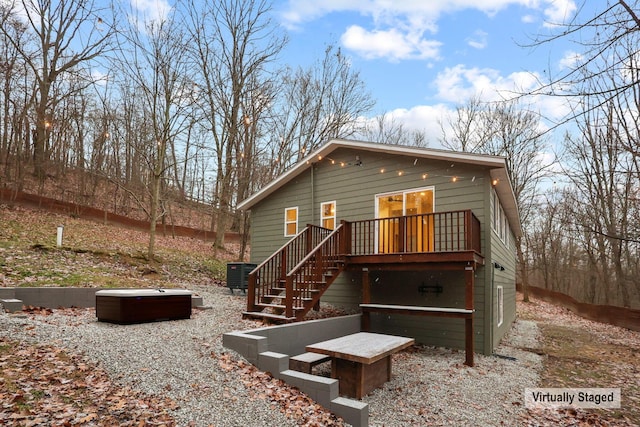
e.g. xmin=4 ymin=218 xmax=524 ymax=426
xmin=1 ymin=285 xmax=543 ymax=426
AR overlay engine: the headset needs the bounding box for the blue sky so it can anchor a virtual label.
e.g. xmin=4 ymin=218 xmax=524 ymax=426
xmin=125 ymin=0 xmax=596 ymax=146
xmin=269 ymin=0 xmax=592 ymax=142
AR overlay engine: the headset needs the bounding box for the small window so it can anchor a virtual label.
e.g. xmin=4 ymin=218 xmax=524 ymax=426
xmin=320 ymin=201 xmax=336 ymax=230
xmin=497 ymin=285 xmax=504 ymax=327
xmin=284 ymin=207 xmax=298 ymax=237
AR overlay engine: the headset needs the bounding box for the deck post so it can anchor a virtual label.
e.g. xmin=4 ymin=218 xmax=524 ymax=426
xmin=305 ymin=225 xmax=314 ymax=253
xmin=464 ymin=264 xmax=475 ymax=367
xmin=285 ymin=275 xmax=294 ymax=318
xmin=340 ymin=220 xmax=351 ymax=255
xmin=247 ymin=273 xmax=256 ymax=312
xmin=361 ymin=268 xmax=371 ymax=331
xmin=464 ymin=210 xmax=471 ymax=250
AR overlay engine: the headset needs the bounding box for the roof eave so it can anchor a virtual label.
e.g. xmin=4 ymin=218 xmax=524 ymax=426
xmin=238 ymin=138 xmax=509 ymax=211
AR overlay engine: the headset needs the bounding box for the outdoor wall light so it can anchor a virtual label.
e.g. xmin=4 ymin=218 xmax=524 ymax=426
xmin=493 ymin=262 xmax=505 ymax=271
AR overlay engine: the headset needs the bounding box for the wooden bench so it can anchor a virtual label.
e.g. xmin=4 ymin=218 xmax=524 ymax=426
xmin=289 ymin=352 xmax=331 ymax=374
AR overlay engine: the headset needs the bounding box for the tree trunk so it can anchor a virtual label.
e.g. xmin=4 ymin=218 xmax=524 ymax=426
xmin=516 ymin=237 xmax=529 ymax=302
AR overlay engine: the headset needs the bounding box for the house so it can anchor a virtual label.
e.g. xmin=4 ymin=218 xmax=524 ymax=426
xmin=237 ymin=138 xmax=521 ymax=365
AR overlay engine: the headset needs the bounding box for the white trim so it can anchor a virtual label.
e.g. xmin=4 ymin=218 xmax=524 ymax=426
xmin=284 ymin=206 xmax=298 ymax=237
xmin=320 ymin=200 xmax=336 ymax=230
xmin=497 ymin=285 xmax=504 ymax=327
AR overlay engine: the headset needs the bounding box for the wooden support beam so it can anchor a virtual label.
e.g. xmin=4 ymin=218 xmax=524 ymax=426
xmin=361 ymin=268 xmax=371 ymax=331
xmin=464 ymin=264 xmax=475 ymax=367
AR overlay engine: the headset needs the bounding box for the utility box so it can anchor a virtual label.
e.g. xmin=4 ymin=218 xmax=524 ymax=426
xmin=226 ymin=262 xmax=257 ymax=294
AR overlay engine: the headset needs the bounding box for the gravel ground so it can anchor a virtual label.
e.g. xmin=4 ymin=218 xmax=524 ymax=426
xmin=0 ymin=285 xmax=543 ymax=426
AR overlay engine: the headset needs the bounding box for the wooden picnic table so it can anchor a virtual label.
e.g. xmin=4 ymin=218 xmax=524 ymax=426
xmin=305 ymin=332 xmax=414 ymax=399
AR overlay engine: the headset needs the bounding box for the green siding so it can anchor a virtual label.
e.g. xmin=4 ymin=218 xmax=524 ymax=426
xmin=320 ymin=271 xmax=362 ymax=308
xmin=246 ymin=146 xmax=516 ymax=355
xmin=487 ymin=189 xmax=518 ymax=352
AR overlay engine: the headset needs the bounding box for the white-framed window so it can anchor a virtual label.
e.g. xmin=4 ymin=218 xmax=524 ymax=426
xmin=320 ymin=201 xmax=336 ymax=230
xmin=284 ymin=207 xmax=298 ymax=237
xmin=497 ymin=285 xmax=504 ymax=327
xmin=492 ymin=189 xmax=510 ymax=245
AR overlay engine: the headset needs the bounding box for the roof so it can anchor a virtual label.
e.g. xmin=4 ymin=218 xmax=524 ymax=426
xmin=238 ymin=138 xmax=522 ymax=237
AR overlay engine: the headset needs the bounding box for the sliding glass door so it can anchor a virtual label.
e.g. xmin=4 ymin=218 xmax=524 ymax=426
xmin=376 ymin=187 xmax=434 ymax=253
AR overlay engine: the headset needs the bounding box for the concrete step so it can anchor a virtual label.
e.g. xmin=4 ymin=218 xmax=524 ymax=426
xmin=1 ymin=299 xmax=24 ymax=313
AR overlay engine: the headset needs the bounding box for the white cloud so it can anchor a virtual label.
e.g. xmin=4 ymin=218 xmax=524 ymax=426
xmin=279 ymin=0 xmax=578 ymax=62
xmin=129 ymin=0 xmax=172 ymax=28
xmin=341 ymin=25 xmax=441 ymax=61
xmin=558 ymin=50 xmax=582 ymax=70
xmin=467 ymin=30 xmax=488 ymax=49
xmin=432 ymin=64 xmax=571 ymax=121
xmin=542 ymin=0 xmax=577 ymax=27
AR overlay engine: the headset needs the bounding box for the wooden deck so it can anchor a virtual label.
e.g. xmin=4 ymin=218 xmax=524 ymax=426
xmin=243 ymin=209 xmax=483 ymax=365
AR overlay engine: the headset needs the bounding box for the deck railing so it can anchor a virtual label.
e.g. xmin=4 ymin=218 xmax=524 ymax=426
xmin=345 ymin=210 xmax=481 ymax=256
xmin=247 ymin=224 xmax=332 ymax=313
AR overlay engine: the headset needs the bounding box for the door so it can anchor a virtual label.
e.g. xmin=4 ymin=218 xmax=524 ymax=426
xmin=376 ymin=187 xmax=434 ymax=253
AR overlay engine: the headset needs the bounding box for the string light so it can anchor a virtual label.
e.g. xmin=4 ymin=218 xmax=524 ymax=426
xmin=302 ymin=154 xmax=489 ymax=184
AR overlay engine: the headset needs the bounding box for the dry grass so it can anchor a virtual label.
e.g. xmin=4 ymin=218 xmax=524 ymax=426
xmin=518 ymin=294 xmax=640 ymax=426
xmin=0 ymin=204 xmax=238 ymax=289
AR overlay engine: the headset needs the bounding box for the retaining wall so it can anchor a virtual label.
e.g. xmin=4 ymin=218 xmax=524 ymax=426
xmin=223 ymin=315 xmax=368 ymax=427
xmin=0 ymin=287 xmax=204 ymax=311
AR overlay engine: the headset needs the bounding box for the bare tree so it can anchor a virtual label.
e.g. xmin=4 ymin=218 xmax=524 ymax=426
xmin=187 ymin=0 xmax=286 ymax=251
xmin=0 ymin=5 xmax=34 ymax=187
xmin=114 ymin=5 xmax=194 ymax=259
xmin=563 ymin=99 xmax=637 ymax=306
xmin=359 ymin=112 xmax=428 ymax=147
xmin=439 ymin=95 xmax=492 ymax=152
xmin=267 ymin=44 xmax=375 ymax=174
xmin=521 ymin=1 xmax=640 ymax=307
xmin=443 ymin=97 xmax=552 ymax=302
xmin=0 ymin=0 xmax=114 ymax=181
xmin=525 ymin=1 xmax=640 ymax=126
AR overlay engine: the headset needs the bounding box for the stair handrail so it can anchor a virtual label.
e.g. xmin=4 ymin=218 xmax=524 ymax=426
xmin=284 ymin=224 xmax=344 ymax=318
xmin=287 ymin=223 xmax=344 ymax=274
xmin=246 ymin=225 xmax=331 ymax=313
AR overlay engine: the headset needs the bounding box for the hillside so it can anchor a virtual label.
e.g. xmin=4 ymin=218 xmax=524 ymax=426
xmin=0 ymin=203 xmax=238 ymax=290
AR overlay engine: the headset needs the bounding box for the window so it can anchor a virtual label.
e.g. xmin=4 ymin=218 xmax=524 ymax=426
xmin=497 ymin=285 xmax=504 ymax=327
xmin=492 ymin=189 xmax=510 ymax=245
xmin=320 ymin=201 xmax=336 ymax=230
xmin=284 ymin=207 xmax=298 ymax=237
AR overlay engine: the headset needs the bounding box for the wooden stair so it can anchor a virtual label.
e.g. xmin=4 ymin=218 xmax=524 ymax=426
xmin=243 ymin=224 xmax=346 ymax=323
